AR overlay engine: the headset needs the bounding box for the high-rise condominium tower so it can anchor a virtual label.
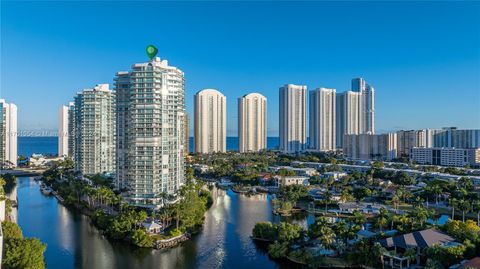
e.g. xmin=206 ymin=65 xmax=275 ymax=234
xmin=115 ymin=56 xmax=186 ymax=207
xmin=352 ymin=78 xmax=375 ymax=134
xmin=309 ymin=88 xmax=336 ymax=151
xmin=58 ymin=103 xmax=73 ymax=157
xmin=279 ymin=84 xmax=307 ymax=153
xmin=72 ymin=84 xmax=115 ymax=175
xmin=336 ymin=90 xmax=362 ymax=148
xmin=238 ymin=93 xmax=267 ymax=153
xmin=194 ymin=89 xmax=226 ymax=154
xmin=184 ymin=114 xmax=190 ymax=156
xmin=396 ymin=130 xmax=427 ymax=157
xmin=0 ymin=99 xmax=17 ymax=168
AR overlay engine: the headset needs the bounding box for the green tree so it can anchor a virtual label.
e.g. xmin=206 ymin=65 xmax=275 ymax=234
xmin=2 ymin=221 xmax=23 ymax=239
xmin=252 ymin=222 xmax=277 ymax=241
xmin=131 ymin=229 xmax=153 ymax=248
xmin=3 ymin=238 xmax=46 ymax=269
xmin=278 ymin=184 xmax=308 ymax=206
xmin=268 ymin=241 xmax=289 ymax=259
xmin=277 ymin=222 xmax=303 ymax=243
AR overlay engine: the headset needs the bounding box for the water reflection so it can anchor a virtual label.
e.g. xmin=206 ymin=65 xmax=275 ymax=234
xmin=16 ymin=178 xmax=302 ymax=269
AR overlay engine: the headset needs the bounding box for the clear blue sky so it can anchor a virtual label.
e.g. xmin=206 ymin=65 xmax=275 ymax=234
xmin=1 ymin=1 xmax=479 ymax=136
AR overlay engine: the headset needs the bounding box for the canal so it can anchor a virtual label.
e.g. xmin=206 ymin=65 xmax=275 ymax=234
xmin=15 ymin=177 xmax=305 ymax=269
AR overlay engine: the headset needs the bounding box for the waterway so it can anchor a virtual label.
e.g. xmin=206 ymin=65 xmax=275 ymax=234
xmin=15 ymin=177 xmax=306 ymax=269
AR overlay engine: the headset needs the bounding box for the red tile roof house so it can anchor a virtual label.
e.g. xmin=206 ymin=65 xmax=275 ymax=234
xmin=378 ymin=228 xmax=458 ymax=269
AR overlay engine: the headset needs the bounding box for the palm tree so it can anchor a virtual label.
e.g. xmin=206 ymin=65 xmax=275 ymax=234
xmin=431 ymin=185 xmax=442 ymax=205
xmin=374 ymin=208 xmax=390 ymax=232
xmin=391 ymin=194 xmax=401 ymax=211
xmin=323 ymin=191 xmax=332 ymax=212
xmin=334 ymin=220 xmax=349 ymax=245
xmin=319 ymin=226 xmax=336 ymax=249
xmin=340 ymin=188 xmax=353 ymax=203
xmin=398 ymin=214 xmax=410 ymax=232
xmin=473 ymin=200 xmax=480 ymax=226
xmin=458 ymin=199 xmax=470 ymax=222
xmin=450 ymin=198 xmax=458 ymax=220
xmin=349 ymin=210 xmax=366 ymax=229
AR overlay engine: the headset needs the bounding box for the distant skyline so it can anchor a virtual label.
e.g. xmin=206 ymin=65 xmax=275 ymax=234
xmin=1 ymin=1 xmax=479 ymax=136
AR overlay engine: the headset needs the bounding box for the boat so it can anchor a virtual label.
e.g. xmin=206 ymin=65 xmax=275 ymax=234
xmin=40 ymin=184 xmax=52 ymax=195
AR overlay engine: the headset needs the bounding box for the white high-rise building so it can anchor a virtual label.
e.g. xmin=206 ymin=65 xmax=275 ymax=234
xmin=309 ymin=88 xmax=336 ymax=151
xmin=352 ymin=78 xmax=375 ymax=134
xmin=58 ymin=103 xmax=73 ymax=157
xmin=116 ymin=56 xmax=186 ymax=207
xmin=336 ymin=90 xmax=362 ymax=148
xmin=343 ymin=133 xmax=397 ymax=161
xmin=194 ymin=89 xmax=226 ymax=154
xmin=0 ymin=99 xmax=17 ymax=168
xmin=238 ymin=93 xmax=267 ymax=153
xmin=279 ymin=84 xmax=307 ymax=153
xmin=411 ymin=147 xmax=480 ymax=167
xmin=72 ymin=84 xmax=116 ymax=175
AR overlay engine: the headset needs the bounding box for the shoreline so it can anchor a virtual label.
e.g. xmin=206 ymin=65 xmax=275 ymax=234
xmin=37 ymin=177 xmax=199 ymax=250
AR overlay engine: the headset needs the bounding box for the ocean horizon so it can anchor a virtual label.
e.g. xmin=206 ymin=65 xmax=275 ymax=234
xmin=17 ymin=136 xmax=281 ymax=157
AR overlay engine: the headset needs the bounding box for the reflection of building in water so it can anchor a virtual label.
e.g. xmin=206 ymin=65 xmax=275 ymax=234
xmin=6 ymin=182 xmax=17 ymax=223
xmin=57 ymin=205 xmax=75 ymax=252
xmin=236 ymin=191 xmax=273 ymax=255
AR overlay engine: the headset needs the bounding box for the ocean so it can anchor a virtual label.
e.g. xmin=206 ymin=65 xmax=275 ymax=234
xmin=17 ymin=136 xmax=280 ymax=157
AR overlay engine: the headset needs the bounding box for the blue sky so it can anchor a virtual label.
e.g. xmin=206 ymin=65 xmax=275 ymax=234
xmin=1 ymin=1 xmax=479 ymax=136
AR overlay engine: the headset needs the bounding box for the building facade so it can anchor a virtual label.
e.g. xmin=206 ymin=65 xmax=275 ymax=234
xmin=343 ymin=133 xmax=397 ymax=161
xmin=115 ymin=56 xmax=186 ymax=207
xmin=309 ymin=88 xmax=336 ymax=151
xmin=0 ymin=99 xmax=17 ymax=168
xmin=336 ymin=90 xmax=362 ymax=148
xmin=184 ymin=113 xmax=190 ymax=156
xmin=279 ymin=84 xmax=307 ymax=153
xmin=194 ymin=89 xmax=226 ymax=154
xmin=58 ymin=103 xmax=72 ymax=157
xmin=352 ymin=78 xmax=375 ymax=134
xmin=430 ymin=127 xmax=480 ymax=149
xmin=411 ymin=147 xmax=480 ymax=167
xmin=72 ymin=84 xmax=116 ymax=175
xmin=238 ymin=93 xmax=267 ymax=153
xmin=396 ymin=130 xmax=427 ymax=157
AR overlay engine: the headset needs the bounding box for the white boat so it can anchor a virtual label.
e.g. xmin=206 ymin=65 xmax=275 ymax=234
xmin=40 ymin=185 xmax=52 ymax=195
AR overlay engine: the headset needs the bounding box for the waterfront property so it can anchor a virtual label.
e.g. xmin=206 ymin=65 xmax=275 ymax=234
xmin=69 ymin=84 xmax=116 ymax=175
xmin=379 ymin=229 xmax=457 ymax=269
xmin=115 ymin=56 xmax=186 ymax=207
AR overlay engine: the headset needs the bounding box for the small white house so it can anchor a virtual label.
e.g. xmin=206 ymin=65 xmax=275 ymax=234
xmin=276 ymin=176 xmax=310 ymax=187
xmin=142 ymin=221 xmax=163 ymax=234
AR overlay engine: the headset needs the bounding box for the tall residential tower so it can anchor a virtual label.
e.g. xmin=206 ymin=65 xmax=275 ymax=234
xmin=238 ymin=93 xmax=267 ymax=153
xmin=194 ymin=89 xmax=226 ymax=154
xmin=336 ymin=90 xmax=362 ymax=148
xmin=58 ymin=103 xmax=73 ymax=157
xmin=116 ymin=56 xmax=186 ymax=207
xmin=279 ymin=84 xmax=307 ymax=153
xmin=352 ymin=78 xmax=375 ymax=134
xmin=72 ymin=84 xmax=116 ymax=175
xmin=309 ymin=88 xmax=336 ymax=151
xmin=0 ymin=99 xmax=17 ymax=168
